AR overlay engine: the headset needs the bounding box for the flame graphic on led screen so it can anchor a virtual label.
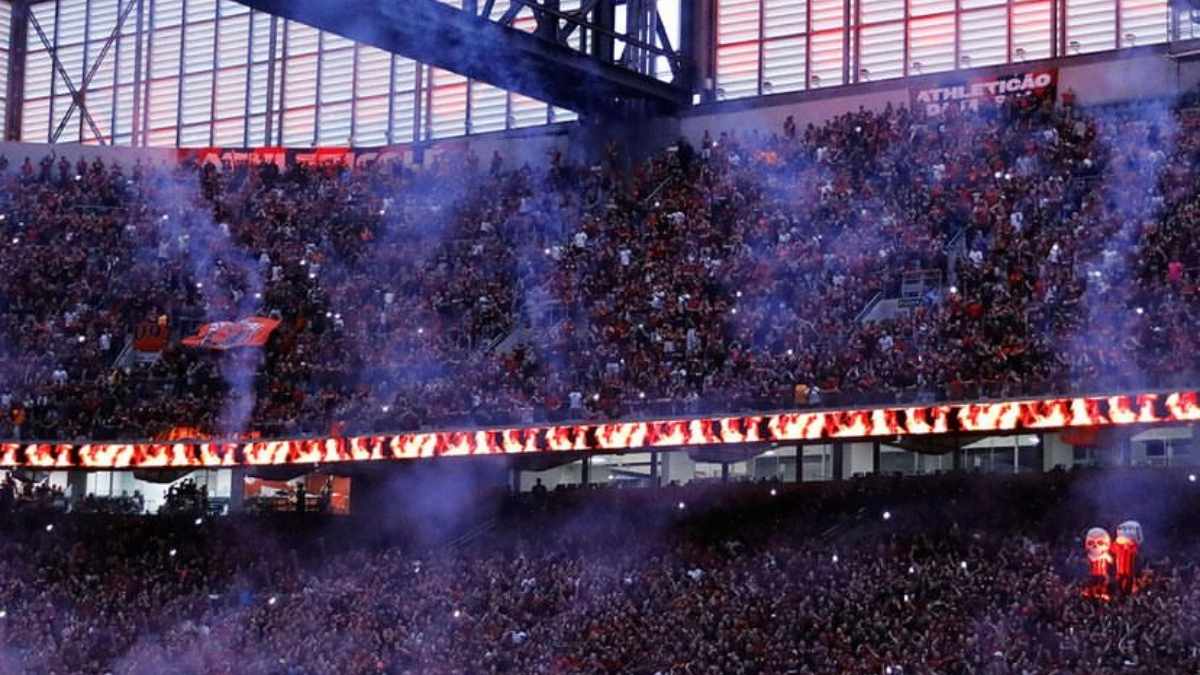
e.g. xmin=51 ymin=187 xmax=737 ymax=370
xmin=0 ymin=391 xmax=1197 ymax=469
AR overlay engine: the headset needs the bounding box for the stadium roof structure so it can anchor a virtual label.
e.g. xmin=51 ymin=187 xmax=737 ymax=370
xmin=232 ymin=0 xmax=691 ymax=116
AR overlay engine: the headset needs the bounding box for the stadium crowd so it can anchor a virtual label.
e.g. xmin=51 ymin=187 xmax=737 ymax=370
xmin=0 ymin=468 xmax=1196 ymax=674
xmin=1 ymin=88 xmax=1199 ymax=441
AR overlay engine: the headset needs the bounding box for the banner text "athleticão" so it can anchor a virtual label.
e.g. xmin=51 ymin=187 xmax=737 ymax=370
xmin=913 ymin=70 xmax=1056 ymax=117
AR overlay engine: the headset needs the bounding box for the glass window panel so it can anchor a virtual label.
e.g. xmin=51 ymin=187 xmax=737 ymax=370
xmin=909 ymin=14 xmax=956 ymax=74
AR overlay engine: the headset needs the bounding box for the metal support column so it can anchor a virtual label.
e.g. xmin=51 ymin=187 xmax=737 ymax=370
xmin=872 ymin=441 xmax=881 ymax=474
xmin=580 ymin=455 xmax=591 ymax=486
xmin=650 ymin=451 xmax=659 ymax=486
xmin=721 ymin=461 xmax=730 ymax=483
xmin=4 ymin=0 xmax=29 ymax=141
xmin=833 ymin=442 xmax=846 ymax=480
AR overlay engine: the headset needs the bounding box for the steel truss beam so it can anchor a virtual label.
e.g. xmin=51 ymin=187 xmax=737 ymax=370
xmin=233 ymin=0 xmax=689 ymax=115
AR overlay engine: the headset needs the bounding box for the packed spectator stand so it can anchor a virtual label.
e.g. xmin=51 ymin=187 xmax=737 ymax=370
xmin=0 ymin=468 xmax=1193 ymax=674
xmin=0 ymin=88 xmax=1198 ymax=444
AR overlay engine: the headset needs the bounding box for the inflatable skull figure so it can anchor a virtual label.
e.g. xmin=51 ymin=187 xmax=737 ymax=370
xmin=1116 ymin=520 xmax=1143 ymax=545
xmin=1085 ymin=527 xmax=1112 ymax=562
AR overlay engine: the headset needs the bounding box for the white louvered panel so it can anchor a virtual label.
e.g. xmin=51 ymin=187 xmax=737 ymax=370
xmin=763 ymin=35 xmax=807 ymax=94
xmin=0 ymin=0 xmax=8 ymax=134
xmin=30 ymin=2 xmax=57 ymax=40
xmin=246 ymin=113 xmax=267 ymax=146
xmin=146 ymin=124 xmax=177 ymax=145
xmin=183 ymin=20 xmax=215 ymax=73
xmin=284 ymin=54 xmax=319 ymax=108
xmin=146 ymin=78 xmax=180 ymax=131
xmin=22 ymin=97 xmax=51 ymax=142
xmin=319 ymin=46 xmax=354 ymax=104
xmin=551 ymin=107 xmax=577 ymax=123
xmin=250 ymin=12 xmax=274 ymax=63
xmin=765 ymin=0 xmax=807 ymax=37
xmin=56 ymin=0 xmax=87 ymax=45
xmin=120 ymin=0 xmax=138 ymax=34
xmin=1012 ymin=2 xmax=1053 ymax=60
xmin=858 ymin=22 xmax=905 ymax=81
xmin=1120 ymin=0 xmax=1168 ymax=46
xmin=219 ymin=0 xmax=250 ymax=17
xmin=178 ymin=122 xmax=210 ymax=146
xmin=510 ymin=93 xmax=547 ymax=129
xmin=960 ymin=7 xmax=1008 ymax=66
xmin=213 ymin=117 xmax=245 ymax=146
xmin=1066 ymin=0 xmax=1116 ymax=53
xmin=811 ymin=0 xmax=845 ymax=33
xmin=87 ymin=1 xmax=120 ymax=39
xmin=56 ymin=42 xmax=85 ymax=86
xmin=391 ymin=59 xmax=417 ymax=143
xmin=112 ymin=83 xmax=135 ymax=138
xmin=323 ymin=32 xmax=354 ymax=51
xmin=908 ymin=14 xmax=956 ymax=73
xmin=808 ymin=29 xmax=844 ymax=88
xmin=716 ymin=42 xmax=759 ymax=98
xmin=84 ymin=88 xmax=114 ymax=142
xmin=909 ymin=0 xmax=955 ymax=15
xmin=154 ymin=0 xmax=184 ymax=27
xmin=87 ymin=41 xmax=117 ymax=89
xmin=860 ymin=0 xmax=904 ymax=25
xmin=116 ymin=33 xmax=138 ymax=84
xmin=186 ymin=0 xmax=218 ymax=23
xmin=281 ymin=107 xmax=315 ymax=146
xmin=429 ymin=68 xmax=467 ymax=139
xmin=24 ymin=49 xmax=53 ymax=99
xmin=180 ymin=71 xmax=214 ymax=126
xmin=286 ymin=21 xmax=319 ymax=55
xmin=151 ymin=25 xmax=183 ymax=78
xmin=247 ymin=63 xmax=270 ymax=115
xmin=718 ymin=0 xmax=760 ymax=44
xmin=318 ymin=101 xmax=352 ymax=144
xmin=214 ymin=67 xmax=247 ymax=120
xmin=217 ymin=14 xmax=250 ymax=67
xmin=470 ymin=81 xmax=506 ymax=134
xmin=962 ymin=0 xmax=1005 ymax=9
xmin=355 ymin=47 xmax=391 ymax=97
xmin=353 ymin=95 xmax=389 ymax=145
xmin=52 ymin=94 xmax=79 ymax=143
